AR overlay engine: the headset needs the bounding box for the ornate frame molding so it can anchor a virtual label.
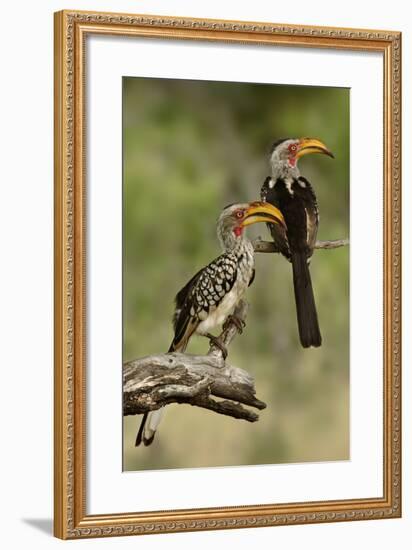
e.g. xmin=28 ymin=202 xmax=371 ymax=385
xmin=54 ymin=10 xmax=401 ymax=539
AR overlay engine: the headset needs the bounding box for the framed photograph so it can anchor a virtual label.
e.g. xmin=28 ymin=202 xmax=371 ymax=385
xmin=54 ymin=9 xmax=401 ymax=539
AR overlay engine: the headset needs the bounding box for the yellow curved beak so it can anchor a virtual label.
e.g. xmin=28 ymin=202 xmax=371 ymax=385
xmin=296 ymin=137 xmax=334 ymax=159
xmin=242 ymin=201 xmax=285 ymax=228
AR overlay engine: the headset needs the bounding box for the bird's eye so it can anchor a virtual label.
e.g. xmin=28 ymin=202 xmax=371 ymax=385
xmin=289 ymin=144 xmax=298 ymax=152
xmin=235 ymin=210 xmax=244 ymax=219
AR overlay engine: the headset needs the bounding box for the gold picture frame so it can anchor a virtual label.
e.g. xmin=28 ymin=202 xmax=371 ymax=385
xmin=54 ymin=9 xmax=401 ymax=539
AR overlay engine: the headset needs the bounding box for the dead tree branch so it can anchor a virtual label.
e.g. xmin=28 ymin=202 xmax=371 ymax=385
xmin=123 ymin=301 xmax=266 ymax=423
xmin=253 ymin=237 xmax=349 ymax=254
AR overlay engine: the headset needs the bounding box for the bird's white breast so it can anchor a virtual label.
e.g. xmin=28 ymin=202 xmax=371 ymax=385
xmin=196 ymin=270 xmax=251 ymax=336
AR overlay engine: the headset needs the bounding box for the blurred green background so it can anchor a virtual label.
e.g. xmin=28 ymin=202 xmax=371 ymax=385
xmin=123 ymin=77 xmax=349 ymax=471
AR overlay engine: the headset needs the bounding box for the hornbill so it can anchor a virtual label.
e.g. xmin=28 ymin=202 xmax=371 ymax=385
xmin=136 ymin=201 xmax=285 ymax=446
xmin=261 ymin=137 xmax=334 ymax=348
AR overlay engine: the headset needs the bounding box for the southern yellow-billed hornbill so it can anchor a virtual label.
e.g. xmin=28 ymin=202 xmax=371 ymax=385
xmin=261 ymin=137 xmax=334 ymax=348
xmin=136 ymin=201 xmax=285 ymax=446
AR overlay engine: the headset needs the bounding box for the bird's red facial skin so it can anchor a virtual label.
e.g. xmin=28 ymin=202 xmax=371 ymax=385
xmin=233 ymin=208 xmax=245 ymax=237
xmin=288 ymin=142 xmax=298 ymax=167
xmin=233 ymin=209 xmax=245 ymax=236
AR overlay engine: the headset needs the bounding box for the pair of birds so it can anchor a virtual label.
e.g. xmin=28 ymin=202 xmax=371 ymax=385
xmin=136 ymin=137 xmax=334 ymax=446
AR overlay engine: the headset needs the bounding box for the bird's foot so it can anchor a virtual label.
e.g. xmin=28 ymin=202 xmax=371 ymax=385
xmin=223 ymin=314 xmax=246 ymax=334
xmin=205 ymin=333 xmax=228 ymax=360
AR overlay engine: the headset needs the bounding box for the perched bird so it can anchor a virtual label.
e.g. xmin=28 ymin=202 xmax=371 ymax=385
xmin=136 ymin=201 xmax=285 ymax=446
xmin=261 ymin=137 xmax=334 ymax=348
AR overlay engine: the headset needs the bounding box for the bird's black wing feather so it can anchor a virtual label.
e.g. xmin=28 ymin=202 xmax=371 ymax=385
xmin=260 ymin=176 xmax=273 ymax=203
xmin=297 ymin=176 xmax=319 ymax=253
xmin=173 ymin=267 xmax=204 ymax=329
xmin=261 ymin=176 xmax=290 ymax=258
xmin=170 ymin=267 xmax=204 ymax=351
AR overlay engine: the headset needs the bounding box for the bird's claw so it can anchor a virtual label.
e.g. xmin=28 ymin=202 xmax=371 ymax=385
xmin=206 ymin=333 xmax=228 ymax=360
xmin=223 ymin=315 xmax=246 ymax=334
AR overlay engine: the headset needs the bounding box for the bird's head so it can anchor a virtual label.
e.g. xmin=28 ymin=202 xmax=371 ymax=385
xmin=218 ymin=201 xmax=285 ymax=249
xmin=270 ymin=137 xmax=334 ymax=173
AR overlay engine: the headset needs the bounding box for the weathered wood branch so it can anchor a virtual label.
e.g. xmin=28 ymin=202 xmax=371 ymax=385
xmin=123 ymin=301 xmax=266 ymax=423
xmin=253 ymin=237 xmax=349 ymax=254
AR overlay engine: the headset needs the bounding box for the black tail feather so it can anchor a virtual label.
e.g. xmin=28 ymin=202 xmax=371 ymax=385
xmin=135 ymin=412 xmax=157 ymax=447
xmin=135 ymin=412 xmax=148 ymax=447
xmin=291 ymin=252 xmax=322 ymax=348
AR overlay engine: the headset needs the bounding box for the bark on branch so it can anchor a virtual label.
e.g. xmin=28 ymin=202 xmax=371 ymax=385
xmin=253 ymin=237 xmax=349 ymax=253
xmin=123 ymin=301 xmax=266 ymax=423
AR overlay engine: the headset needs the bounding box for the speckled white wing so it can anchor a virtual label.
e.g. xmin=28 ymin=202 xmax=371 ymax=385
xmin=171 ymin=254 xmax=239 ymax=350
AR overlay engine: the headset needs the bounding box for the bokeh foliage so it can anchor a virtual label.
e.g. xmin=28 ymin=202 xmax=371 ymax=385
xmin=123 ymin=77 xmax=349 ymax=471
